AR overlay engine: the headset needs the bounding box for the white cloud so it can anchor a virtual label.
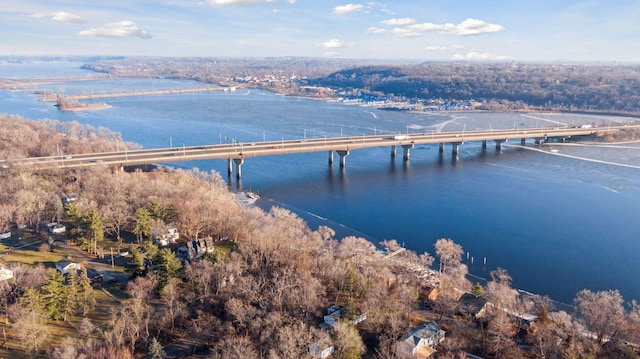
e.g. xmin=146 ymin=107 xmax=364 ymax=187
xmin=442 ymin=18 xmax=504 ymax=36
xmin=408 ymin=22 xmax=443 ymax=32
xmin=381 ymin=17 xmax=415 ymax=26
xmin=425 ymin=45 xmax=463 ymax=51
xmin=30 ymin=11 xmax=86 ymax=24
xmin=367 ymin=27 xmax=387 ymax=35
xmin=334 ymin=4 xmax=364 ymax=15
xmin=403 ymin=18 xmax=504 ymax=36
xmin=51 ymin=11 xmax=86 ymax=24
xmin=392 ymin=28 xmax=420 ymax=38
xmin=78 ymin=20 xmax=152 ymax=39
xmin=452 ymin=51 xmax=511 ymax=60
xmin=29 ymin=12 xmax=48 ymax=19
xmin=319 ymin=39 xmax=344 ymax=49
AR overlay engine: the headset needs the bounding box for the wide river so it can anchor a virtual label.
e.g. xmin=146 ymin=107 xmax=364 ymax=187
xmin=2 ymin=61 xmax=640 ymax=305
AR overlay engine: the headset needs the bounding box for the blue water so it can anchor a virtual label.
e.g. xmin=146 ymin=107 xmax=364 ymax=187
xmin=2 ymin=62 xmax=640 ymax=304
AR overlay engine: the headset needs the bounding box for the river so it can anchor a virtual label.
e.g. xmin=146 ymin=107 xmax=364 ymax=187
xmin=1 ymin=61 xmax=639 ymax=305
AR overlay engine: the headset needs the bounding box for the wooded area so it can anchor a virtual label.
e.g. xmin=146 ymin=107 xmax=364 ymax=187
xmin=0 ymin=115 xmax=639 ymax=358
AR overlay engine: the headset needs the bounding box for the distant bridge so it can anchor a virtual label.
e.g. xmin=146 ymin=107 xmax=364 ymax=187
xmin=0 ymin=125 xmax=628 ymax=178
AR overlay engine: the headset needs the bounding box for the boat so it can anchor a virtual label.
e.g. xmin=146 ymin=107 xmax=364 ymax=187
xmin=247 ymin=191 xmax=260 ymax=200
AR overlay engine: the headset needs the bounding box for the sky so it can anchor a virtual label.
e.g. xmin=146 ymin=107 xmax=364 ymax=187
xmin=1 ymin=0 xmax=639 ymax=62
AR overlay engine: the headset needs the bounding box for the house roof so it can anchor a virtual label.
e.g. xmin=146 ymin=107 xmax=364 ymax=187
xmin=55 ymin=259 xmax=78 ymax=269
xmin=458 ymin=293 xmax=489 ymax=315
xmin=400 ymin=322 xmax=444 ymax=345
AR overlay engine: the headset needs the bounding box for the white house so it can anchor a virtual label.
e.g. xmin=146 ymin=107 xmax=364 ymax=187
xmin=48 ymin=222 xmax=66 ymax=234
xmin=309 ymin=340 xmax=334 ymax=359
xmin=319 ymin=305 xmax=366 ymax=330
xmin=0 ymin=265 xmax=13 ymax=282
xmin=397 ymin=322 xmax=445 ymax=358
xmin=55 ymin=259 xmax=81 ymax=274
xmin=152 ymin=226 xmax=180 ymax=246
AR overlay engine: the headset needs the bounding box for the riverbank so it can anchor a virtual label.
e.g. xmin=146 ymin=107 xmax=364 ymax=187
xmin=56 ymin=102 xmax=111 ymax=111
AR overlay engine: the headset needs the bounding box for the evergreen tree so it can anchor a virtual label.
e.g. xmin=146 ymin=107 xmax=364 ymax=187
xmin=84 ymin=209 xmax=104 ymax=255
xmin=472 ymin=282 xmax=485 ymax=297
xmin=134 ymin=207 xmax=152 ymax=244
xmin=148 ymin=337 xmax=167 ymax=359
xmin=155 ymin=248 xmax=182 ymax=289
xmin=41 ymin=269 xmax=68 ymax=320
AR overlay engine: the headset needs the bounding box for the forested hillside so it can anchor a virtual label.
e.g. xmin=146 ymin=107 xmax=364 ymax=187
xmin=306 ymin=63 xmax=640 ymax=112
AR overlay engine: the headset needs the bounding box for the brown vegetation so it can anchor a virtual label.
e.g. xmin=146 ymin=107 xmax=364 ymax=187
xmin=0 ymin=115 xmax=639 ymax=359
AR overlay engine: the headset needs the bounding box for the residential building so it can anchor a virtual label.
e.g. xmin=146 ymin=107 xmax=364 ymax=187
xmin=397 ymin=322 xmax=445 ymax=358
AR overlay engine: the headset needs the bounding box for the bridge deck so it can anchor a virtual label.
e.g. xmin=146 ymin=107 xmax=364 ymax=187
xmin=0 ymin=125 xmax=626 ymax=171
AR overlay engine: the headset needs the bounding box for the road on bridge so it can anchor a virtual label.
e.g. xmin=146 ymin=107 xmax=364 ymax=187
xmin=0 ymin=125 xmax=627 ymax=174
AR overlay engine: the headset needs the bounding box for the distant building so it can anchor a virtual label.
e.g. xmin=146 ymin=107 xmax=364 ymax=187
xmin=55 ymin=259 xmax=81 ymax=275
xmin=48 ymin=222 xmax=66 ymax=234
xmin=152 ymin=225 xmax=179 ymax=246
xmin=178 ymin=237 xmax=215 ymax=261
xmin=319 ymin=305 xmax=366 ymax=330
xmin=0 ymin=263 xmax=13 ymax=282
xmin=397 ymin=322 xmax=445 ymax=358
xmin=457 ymin=293 xmax=489 ymax=319
xmin=309 ymin=338 xmax=334 ymax=359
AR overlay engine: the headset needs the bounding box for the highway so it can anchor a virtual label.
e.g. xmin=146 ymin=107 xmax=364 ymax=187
xmin=0 ymin=125 xmax=627 ymax=172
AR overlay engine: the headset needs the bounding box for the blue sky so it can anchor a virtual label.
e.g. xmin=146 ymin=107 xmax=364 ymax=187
xmin=2 ymin=0 xmax=639 ymax=62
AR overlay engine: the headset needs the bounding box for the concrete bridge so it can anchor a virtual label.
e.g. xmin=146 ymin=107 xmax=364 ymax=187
xmin=0 ymin=125 xmax=626 ymax=178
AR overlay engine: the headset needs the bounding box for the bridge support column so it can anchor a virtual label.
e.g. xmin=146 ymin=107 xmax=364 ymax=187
xmin=439 ymin=142 xmax=444 ymax=153
xmin=390 ymin=145 xmax=396 ymax=158
xmin=402 ymin=144 xmax=414 ymax=160
xmin=451 ymin=142 xmax=463 ymax=155
xmin=337 ymin=150 xmax=349 ymax=168
xmin=521 ymin=138 xmax=526 ymax=145
xmin=328 ymin=150 xmax=334 ymax=165
xmin=233 ymin=158 xmax=244 ymax=179
xmin=495 ymin=139 xmax=506 ymax=151
xmin=227 ymin=158 xmax=233 ymax=175
xmin=482 ymin=140 xmax=487 ymax=149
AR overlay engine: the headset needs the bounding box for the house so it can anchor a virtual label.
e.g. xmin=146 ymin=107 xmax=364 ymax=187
xmin=177 ymin=237 xmax=215 ymax=261
xmin=47 ymin=222 xmax=66 ymax=234
xmin=309 ymin=338 xmax=334 ymax=359
xmin=152 ymin=226 xmax=180 ymax=246
xmin=319 ymin=305 xmax=366 ymax=330
xmin=0 ymin=262 xmax=13 ymax=282
xmin=457 ymin=293 xmax=489 ymax=319
xmin=397 ymin=322 xmax=445 ymax=358
xmin=62 ymin=193 xmax=78 ymax=204
xmin=55 ymin=259 xmax=81 ymax=274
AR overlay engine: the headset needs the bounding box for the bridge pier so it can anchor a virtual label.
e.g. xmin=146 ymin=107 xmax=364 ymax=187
xmin=337 ymin=150 xmax=349 ymax=168
xmin=402 ymin=144 xmax=414 ymax=160
xmin=482 ymin=140 xmax=487 ymax=149
xmin=328 ymin=150 xmax=334 ymax=165
xmin=227 ymin=158 xmax=233 ymax=175
xmin=439 ymin=142 xmax=444 ymax=153
xmin=495 ymin=139 xmax=507 ymax=151
xmin=390 ymin=145 xmax=396 ymax=158
xmin=451 ymin=142 xmax=463 ymax=155
xmin=233 ymin=158 xmax=244 ymax=179
xmin=521 ymin=138 xmax=526 ymax=146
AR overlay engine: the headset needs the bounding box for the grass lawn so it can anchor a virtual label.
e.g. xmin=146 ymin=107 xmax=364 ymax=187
xmin=0 ymin=286 xmax=123 ymax=359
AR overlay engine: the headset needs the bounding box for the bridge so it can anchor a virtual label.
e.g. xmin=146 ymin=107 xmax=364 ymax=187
xmin=0 ymin=125 xmax=626 ymax=178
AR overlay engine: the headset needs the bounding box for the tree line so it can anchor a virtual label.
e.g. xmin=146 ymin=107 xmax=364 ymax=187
xmin=0 ymin=114 xmax=639 ymax=358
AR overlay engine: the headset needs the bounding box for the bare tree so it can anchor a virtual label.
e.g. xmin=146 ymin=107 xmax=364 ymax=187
xmin=574 ymin=289 xmax=626 ymax=345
